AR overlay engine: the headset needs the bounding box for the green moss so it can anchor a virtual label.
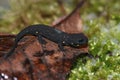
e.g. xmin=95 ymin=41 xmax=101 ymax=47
xmin=69 ymin=0 xmax=120 ymax=79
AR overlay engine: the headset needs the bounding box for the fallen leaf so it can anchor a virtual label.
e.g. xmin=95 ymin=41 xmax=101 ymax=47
xmin=0 ymin=0 xmax=89 ymax=80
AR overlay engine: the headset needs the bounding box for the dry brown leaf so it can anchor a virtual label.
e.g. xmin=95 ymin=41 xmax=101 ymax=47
xmin=52 ymin=0 xmax=86 ymax=33
xmin=0 ymin=0 xmax=89 ymax=80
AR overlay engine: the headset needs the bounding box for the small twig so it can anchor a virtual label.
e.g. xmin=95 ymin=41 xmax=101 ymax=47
xmin=57 ymin=0 xmax=67 ymax=15
xmin=54 ymin=0 xmax=86 ymax=27
xmin=0 ymin=34 xmax=16 ymax=38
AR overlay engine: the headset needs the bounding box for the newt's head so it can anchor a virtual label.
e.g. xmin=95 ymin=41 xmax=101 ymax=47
xmin=68 ymin=33 xmax=88 ymax=47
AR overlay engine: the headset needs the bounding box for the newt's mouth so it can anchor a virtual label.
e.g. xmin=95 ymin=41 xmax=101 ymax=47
xmin=71 ymin=43 xmax=88 ymax=48
xmin=78 ymin=44 xmax=88 ymax=48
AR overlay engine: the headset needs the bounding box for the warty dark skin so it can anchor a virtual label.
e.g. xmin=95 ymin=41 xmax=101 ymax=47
xmin=4 ymin=24 xmax=88 ymax=59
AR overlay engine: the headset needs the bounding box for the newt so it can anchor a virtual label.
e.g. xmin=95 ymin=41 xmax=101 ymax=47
xmin=4 ymin=24 xmax=88 ymax=59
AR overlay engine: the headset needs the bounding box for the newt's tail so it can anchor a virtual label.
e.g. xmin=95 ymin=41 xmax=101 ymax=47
xmin=3 ymin=43 xmax=17 ymax=59
xmin=3 ymin=25 xmax=39 ymax=59
xmin=3 ymin=28 xmax=28 ymax=59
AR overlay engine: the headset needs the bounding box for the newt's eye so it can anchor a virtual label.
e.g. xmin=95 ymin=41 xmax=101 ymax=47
xmin=78 ymin=39 xmax=84 ymax=43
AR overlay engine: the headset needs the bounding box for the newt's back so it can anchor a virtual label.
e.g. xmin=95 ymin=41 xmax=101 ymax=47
xmin=16 ymin=24 xmax=66 ymax=43
xmin=4 ymin=24 xmax=66 ymax=59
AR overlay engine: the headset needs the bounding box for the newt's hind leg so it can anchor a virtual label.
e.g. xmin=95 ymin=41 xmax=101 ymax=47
xmin=37 ymin=35 xmax=46 ymax=53
xmin=58 ymin=43 xmax=66 ymax=73
xmin=37 ymin=35 xmax=52 ymax=78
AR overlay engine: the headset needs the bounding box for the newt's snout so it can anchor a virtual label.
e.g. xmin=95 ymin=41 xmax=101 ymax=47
xmin=68 ymin=33 xmax=88 ymax=48
xmin=79 ymin=37 xmax=88 ymax=45
xmin=75 ymin=38 xmax=88 ymax=47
